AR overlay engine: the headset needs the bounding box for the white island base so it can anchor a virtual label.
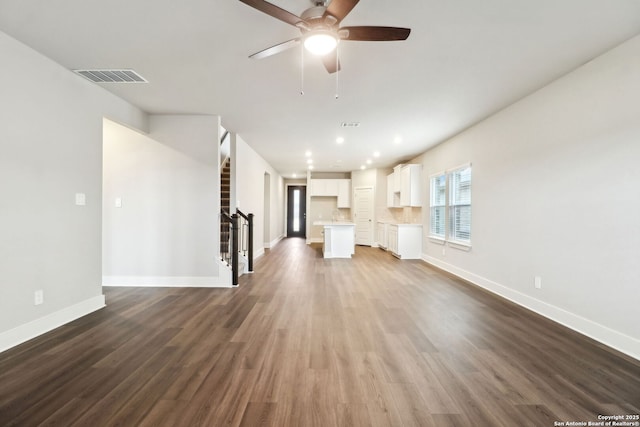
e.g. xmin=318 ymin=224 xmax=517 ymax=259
xmin=314 ymin=222 xmax=355 ymax=258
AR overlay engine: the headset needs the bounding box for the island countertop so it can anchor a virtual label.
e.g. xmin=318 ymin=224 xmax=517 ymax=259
xmin=313 ymin=221 xmax=356 ymax=226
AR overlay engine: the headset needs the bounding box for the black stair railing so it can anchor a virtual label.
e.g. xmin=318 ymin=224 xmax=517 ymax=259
xmin=236 ymin=208 xmax=254 ymax=273
xmin=220 ymin=210 xmax=239 ymax=287
xmin=220 ymin=209 xmax=254 ymax=287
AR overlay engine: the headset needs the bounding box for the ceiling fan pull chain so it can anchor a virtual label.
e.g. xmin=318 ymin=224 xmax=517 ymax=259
xmin=300 ymin=44 xmax=305 ymax=96
xmin=335 ymin=44 xmax=339 ymax=100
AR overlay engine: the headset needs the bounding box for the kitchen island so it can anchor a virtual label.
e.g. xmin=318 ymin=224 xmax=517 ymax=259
xmin=313 ymin=221 xmax=355 ymax=258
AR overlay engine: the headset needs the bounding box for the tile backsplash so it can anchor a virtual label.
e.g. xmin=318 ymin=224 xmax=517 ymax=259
xmin=376 ymin=206 xmax=421 ymax=224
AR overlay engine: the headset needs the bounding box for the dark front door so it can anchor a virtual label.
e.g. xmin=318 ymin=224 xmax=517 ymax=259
xmin=287 ymin=186 xmax=306 ymax=238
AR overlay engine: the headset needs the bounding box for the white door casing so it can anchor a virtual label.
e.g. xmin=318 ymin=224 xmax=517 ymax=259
xmin=354 ymin=187 xmax=374 ymax=246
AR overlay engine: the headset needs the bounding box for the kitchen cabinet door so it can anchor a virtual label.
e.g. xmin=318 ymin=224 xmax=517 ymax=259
xmin=400 ymin=164 xmax=422 ymax=207
xmin=337 ymin=179 xmax=351 ymax=208
xmin=388 ymin=225 xmax=398 ymax=254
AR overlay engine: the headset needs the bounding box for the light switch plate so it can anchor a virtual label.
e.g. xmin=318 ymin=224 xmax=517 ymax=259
xmin=75 ymin=193 xmax=86 ymax=206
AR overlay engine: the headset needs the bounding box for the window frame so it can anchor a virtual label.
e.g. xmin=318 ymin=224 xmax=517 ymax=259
xmin=429 ymin=171 xmax=447 ymax=240
xmin=428 ymin=163 xmax=472 ymax=249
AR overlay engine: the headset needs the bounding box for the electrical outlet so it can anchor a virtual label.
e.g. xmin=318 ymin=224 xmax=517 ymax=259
xmin=534 ymin=276 xmax=542 ymax=289
xmin=34 ymin=290 xmax=44 ymax=305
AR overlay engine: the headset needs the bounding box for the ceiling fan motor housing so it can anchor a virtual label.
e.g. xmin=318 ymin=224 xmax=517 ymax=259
xmin=301 ymin=6 xmax=338 ymax=30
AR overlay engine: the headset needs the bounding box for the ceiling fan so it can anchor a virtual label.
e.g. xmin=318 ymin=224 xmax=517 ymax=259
xmin=239 ymin=0 xmax=411 ymax=73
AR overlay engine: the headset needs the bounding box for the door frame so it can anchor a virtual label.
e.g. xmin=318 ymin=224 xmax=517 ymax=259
xmin=354 ymin=186 xmax=375 ymax=246
xmin=286 ymin=185 xmax=306 ymax=238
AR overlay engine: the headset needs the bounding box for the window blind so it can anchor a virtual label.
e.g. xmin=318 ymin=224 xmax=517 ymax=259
xmin=449 ymin=166 xmax=471 ymax=243
xmin=429 ymin=174 xmax=446 ymax=238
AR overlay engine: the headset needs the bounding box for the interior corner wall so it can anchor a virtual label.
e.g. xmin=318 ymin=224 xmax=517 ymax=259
xmin=234 ymin=135 xmax=284 ymax=254
xmin=419 ymin=35 xmax=640 ymax=359
xmin=102 ymin=115 xmax=222 ymax=286
xmin=0 ymin=30 xmax=147 ymax=352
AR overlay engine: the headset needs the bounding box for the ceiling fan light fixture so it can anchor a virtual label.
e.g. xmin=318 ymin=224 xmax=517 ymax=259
xmin=304 ymin=31 xmax=338 ymax=56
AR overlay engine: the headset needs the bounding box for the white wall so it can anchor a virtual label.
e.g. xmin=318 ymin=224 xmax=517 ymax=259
xmin=0 ymin=31 xmax=147 ymax=351
xmin=102 ymin=116 xmax=223 ymax=287
xmin=351 ymin=169 xmax=376 ymax=191
xmin=234 ymin=135 xmax=284 ymax=255
xmin=419 ymin=35 xmax=640 ymax=359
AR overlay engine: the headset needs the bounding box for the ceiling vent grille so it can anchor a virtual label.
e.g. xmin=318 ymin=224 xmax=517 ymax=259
xmin=73 ymin=69 xmax=148 ymax=83
xmin=340 ymin=122 xmax=360 ymax=128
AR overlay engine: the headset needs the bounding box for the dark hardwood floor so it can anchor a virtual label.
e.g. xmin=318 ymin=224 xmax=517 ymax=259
xmin=1 ymin=238 xmax=638 ymax=426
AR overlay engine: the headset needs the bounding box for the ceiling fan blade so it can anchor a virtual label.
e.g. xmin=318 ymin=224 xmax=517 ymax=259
xmin=322 ymin=53 xmax=341 ymax=74
xmin=239 ymin=0 xmax=303 ymax=27
xmin=249 ymin=38 xmax=301 ymax=60
xmin=339 ymin=26 xmax=411 ymax=41
xmin=323 ymin=0 xmax=360 ymax=23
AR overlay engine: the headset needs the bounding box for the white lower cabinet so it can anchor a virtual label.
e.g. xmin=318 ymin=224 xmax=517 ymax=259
xmin=388 ymin=225 xmax=398 ymax=254
xmin=387 ymin=224 xmax=422 ymax=259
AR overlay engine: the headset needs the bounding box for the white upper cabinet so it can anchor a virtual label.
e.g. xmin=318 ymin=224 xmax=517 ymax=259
xmin=387 ymin=164 xmax=420 ymax=207
xmin=392 ymin=165 xmax=403 ymax=192
xmin=337 ymin=179 xmax=351 ymax=208
xmin=387 ymin=174 xmax=400 ymax=208
xmin=310 ymin=179 xmax=351 ymax=207
xmin=310 ymin=179 xmax=334 ymax=196
xmin=400 ymin=164 xmax=422 ymax=207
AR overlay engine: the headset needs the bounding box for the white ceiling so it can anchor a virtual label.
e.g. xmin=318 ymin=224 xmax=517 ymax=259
xmin=1 ymin=0 xmax=639 ymax=176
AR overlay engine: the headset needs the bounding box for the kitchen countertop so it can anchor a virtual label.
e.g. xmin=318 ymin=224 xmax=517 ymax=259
xmin=313 ymin=221 xmax=356 ymax=226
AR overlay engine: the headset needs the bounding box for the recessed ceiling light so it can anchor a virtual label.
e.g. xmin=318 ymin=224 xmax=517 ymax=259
xmin=394 ymin=136 xmax=402 ymax=144
xmin=305 ymin=150 xmax=312 ymax=157
xmin=292 ymin=173 xmax=297 ymax=178
xmin=360 ymin=165 xmax=366 ymax=170
xmin=336 ymin=137 xmax=344 ymax=144
xmin=307 ymin=159 xmax=313 ymax=164
xmin=308 ymin=165 xmax=314 ymax=170
xmin=373 ymin=151 xmax=380 ymax=158
xmin=366 ymin=159 xmax=372 ymax=165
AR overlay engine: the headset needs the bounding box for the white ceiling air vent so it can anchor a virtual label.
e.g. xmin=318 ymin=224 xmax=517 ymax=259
xmin=73 ymin=69 xmax=148 ymax=83
xmin=340 ymin=122 xmax=360 ymax=128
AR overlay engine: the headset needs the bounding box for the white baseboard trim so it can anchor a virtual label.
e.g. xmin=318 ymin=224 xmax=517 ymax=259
xmin=0 ymin=294 xmax=106 ymax=354
xmin=422 ymin=254 xmax=640 ymax=361
xmin=265 ymin=234 xmax=284 ymax=250
xmin=102 ymin=275 xmax=232 ymax=288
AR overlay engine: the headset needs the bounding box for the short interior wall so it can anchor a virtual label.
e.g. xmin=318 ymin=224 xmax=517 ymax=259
xmin=102 ymin=116 xmax=223 ymax=287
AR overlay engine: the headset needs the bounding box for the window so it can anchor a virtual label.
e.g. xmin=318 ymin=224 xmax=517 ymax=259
xmin=292 ymin=189 xmax=300 ymax=232
xmin=429 ymin=174 xmax=446 ymax=238
xmin=449 ymin=165 xmax=471 ymax=243
xmin=429 ymin=164 xmax=472 ymax=246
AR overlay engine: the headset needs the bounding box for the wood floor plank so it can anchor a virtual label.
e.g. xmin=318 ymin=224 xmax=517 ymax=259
xmin=0 ymin=237 xmax=638 ymax=426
